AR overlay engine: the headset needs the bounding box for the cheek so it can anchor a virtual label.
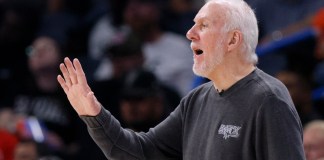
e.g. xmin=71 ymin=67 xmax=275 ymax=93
xmin=28 ymin=58 xmax=41 ymax=71
xmin=203 ymin=33 xmax=220 ymax=51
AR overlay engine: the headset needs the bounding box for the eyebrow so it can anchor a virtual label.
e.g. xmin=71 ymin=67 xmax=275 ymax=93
xmin=194 ymin=16 xmax=209 ymax=23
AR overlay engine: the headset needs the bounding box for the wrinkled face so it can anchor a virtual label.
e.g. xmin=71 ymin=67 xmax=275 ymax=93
xmin=304 ymin=129 xmax=324 ymax=160
xmin=186 ymin=2 xmax=227 ymax=78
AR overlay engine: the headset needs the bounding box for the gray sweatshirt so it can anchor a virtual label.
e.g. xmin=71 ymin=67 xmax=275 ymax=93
xmin=81 ymin=68 xmax=306 ymax=160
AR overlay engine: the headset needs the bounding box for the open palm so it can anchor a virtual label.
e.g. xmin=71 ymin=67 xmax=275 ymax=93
xmin=57 ymin=57 xmax=101 ymax=116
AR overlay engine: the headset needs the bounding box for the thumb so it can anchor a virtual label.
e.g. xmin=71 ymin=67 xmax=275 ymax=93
xmin=86 ymin=91 xmax=102 ymax=116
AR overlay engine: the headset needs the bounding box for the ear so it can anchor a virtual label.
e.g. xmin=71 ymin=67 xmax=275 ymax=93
xmin=227 ymin=30 xmax=242 ymax=52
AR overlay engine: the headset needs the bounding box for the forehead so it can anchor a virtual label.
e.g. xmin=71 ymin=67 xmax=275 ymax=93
xmin=33 ymin=37 xmax=56 ymax=48
xmin=304 ymin=128 xmax=324 ymax=140
xmin=194 ymin=2 xmax=223 ymax=22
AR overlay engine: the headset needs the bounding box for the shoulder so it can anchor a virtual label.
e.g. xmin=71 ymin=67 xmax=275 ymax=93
xmin=251 ymin=69 xmax=299 ymax=118
xmin=237 ymin=69 xmax=295 ymax=114
xmin=251 ymin=69 xmax=291 ymax=100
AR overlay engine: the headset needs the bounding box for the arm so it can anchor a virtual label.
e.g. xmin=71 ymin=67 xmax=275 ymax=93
xmin=57 ymin=57 xmax=182 ymax=159
xmin=81 ymin=105 xmax=183 ymax=159
xmin=255 ymin=95 xmax=306 ymax=160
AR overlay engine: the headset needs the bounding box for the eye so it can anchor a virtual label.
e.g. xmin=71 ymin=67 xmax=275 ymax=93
xmin=200 ymin=23 xmax=208 ymax=30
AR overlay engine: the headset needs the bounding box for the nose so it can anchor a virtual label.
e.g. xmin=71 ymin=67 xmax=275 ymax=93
xmin=186 ymin=25 xmax=198 ymax=41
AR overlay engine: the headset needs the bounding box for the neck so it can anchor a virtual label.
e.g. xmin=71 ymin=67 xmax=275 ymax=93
xmin=210 ymin=62 xmax=255 ymax=92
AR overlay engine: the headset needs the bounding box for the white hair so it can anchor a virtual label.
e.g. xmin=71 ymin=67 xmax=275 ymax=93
xmin=206 ymin=0 xmax=259 ymax=65
xmin=304 ymin=120 xmax=324 ymax=139
xmin=304 ymin=120 xmax=324 ymax=132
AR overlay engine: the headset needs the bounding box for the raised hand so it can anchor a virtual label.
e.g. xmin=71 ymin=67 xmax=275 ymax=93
xmin=57 ymin=57 xmax=101 ymax=116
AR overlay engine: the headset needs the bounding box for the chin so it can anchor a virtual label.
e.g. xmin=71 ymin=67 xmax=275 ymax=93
xmin=193 ymin=65 xmax=208 ymax=78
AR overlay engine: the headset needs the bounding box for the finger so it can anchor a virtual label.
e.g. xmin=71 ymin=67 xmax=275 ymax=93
xmin=64 ymin=57 xmax=78 ymax=84
xmin=73 ymin=58 xmax=87 ymax=85
xmin=57 ymin=75 xmax=69 ymax=94
xmin=59 ymin=63 xmax=72 ymax=87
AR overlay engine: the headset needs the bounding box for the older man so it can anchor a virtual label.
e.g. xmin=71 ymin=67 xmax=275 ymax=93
xmin=57 ymin=0 xmax=305 ymax=159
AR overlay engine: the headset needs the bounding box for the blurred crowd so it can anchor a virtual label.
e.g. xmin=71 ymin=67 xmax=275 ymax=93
xmin=0 ymin=0 xmax=323 ymax=159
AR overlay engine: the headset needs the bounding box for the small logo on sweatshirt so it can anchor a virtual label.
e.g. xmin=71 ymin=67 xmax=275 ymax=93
xmin=218 ymin=124 xmax=241 ymax=139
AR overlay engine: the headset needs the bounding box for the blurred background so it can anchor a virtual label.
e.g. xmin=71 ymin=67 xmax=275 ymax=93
xmin=0 ymin=0 xmax=324 ymax=159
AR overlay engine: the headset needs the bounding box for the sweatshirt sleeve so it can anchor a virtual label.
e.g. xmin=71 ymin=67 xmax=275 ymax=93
xmin=80 ymin=104 xmax=183 ymax=160
xmin=255 ymin=95 xmax=306 ymax=160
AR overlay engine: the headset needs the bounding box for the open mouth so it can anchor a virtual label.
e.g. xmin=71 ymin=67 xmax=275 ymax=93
xmin=194 ymin=49 xmax=204 ymax=55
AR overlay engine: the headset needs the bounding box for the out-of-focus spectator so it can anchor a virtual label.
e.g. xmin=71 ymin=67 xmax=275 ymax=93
xmin=0 ymin=108 xmax=18 ymax=160
xmin=0 ymin=129 xmax=18 ymax=160
xmin=13 ymin=139 xmax=64 ymax=160
xmin=13 ymin=140 xmax=39 ymax=160
xmin=0 ymin=0 xmax=44 ymax=99
xmin=123 ymin=0 xmax=194 ymax=96
xmin=92 ymin=32 xmax=145 ymax=119
xmin=275 ymin=70 xmax=323 ymax=125
xmin=8 ymin=36 xmax=82 ymax=159
xmin=0 ymin=108 xmax=16 ymax=133
xmin=86 ymin=0 xmax=131 ymax=85
xmin=119 ymin=69 xmax=180 ymax=132
xmin=26 ymin=36 xmax=63 ymax=92
xmin=88 ymin=0 xmax=129 ymax=61
xmin=106 ymin=33 xmax=145 ymax=79
xmin=90 ymin=0 xmax=194 ymax=96
xmin=92 ymin=32 xmax=181 ymax=132
xmin=86 ymin=32 xmax=146 ymax=160
xmin=304 ymin=120 xmax=324 ymax=160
